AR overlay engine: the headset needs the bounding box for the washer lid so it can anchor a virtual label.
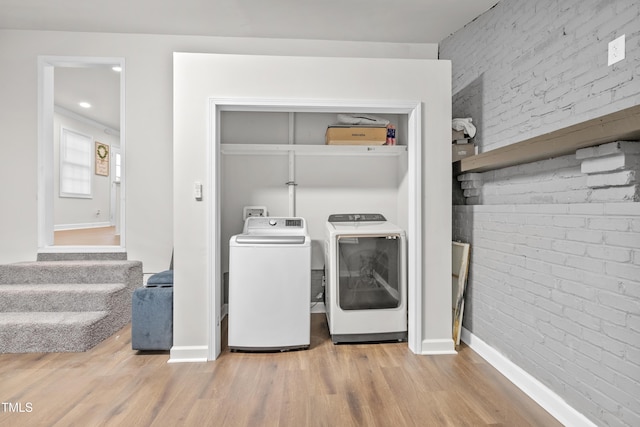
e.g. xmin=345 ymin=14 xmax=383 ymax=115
xmin=328 ymin=213 xmax=386 ymax=223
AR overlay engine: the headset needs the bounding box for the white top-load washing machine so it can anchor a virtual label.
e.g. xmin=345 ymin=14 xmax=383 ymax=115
xmin=228 ymin=217 xmax=311 ymax=351
xmin=325 ymin=213 xmax=407 ymax=343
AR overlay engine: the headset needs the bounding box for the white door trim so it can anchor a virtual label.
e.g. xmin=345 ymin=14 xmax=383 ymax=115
xmin=37 ymin=56 xmax=126 ymax=253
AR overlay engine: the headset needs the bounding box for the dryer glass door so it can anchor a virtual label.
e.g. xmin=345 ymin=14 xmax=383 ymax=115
xmin=336 ymin=235 xmax=401 ymax=310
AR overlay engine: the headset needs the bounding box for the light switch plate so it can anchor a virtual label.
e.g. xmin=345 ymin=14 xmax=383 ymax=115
xmin=608 ymin=35 xmax=625 ymax=66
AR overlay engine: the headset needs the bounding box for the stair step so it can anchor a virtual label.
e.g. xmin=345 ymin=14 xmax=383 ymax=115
xmin=37 ymin=252 xmax=128 ymax=262
xmin=0 ymin=311 xmax=112 ymax=353
xmin=0 ymin=260 xmax=142 ymax=285
xmin=0 ymin=259 xmax=143 ymax=353
xmin=0 ymin=283 xmax=127 ymax=312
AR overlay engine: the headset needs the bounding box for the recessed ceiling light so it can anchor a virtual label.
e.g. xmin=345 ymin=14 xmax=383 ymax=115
xmin=112 ymin=66 xmax=122 ymax=72
xmin=79 ymin=102 xmax=91 ymax=108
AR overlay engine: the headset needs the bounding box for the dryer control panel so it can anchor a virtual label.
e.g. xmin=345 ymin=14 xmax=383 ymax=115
xmin=328 ymin=213 xmax=386 ymax=223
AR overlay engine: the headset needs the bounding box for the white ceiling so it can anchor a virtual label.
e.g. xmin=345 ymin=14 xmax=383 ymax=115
xmin=54 ymin=66 xmax=121 ymax=132
xmin=2 ymin=0 xmax=499 ymax=131
xmin=1 ymin=0 xmax=498 ymax=44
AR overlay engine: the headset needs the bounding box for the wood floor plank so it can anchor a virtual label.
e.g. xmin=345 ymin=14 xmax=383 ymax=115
xmin=53 ymin=226 xmax=120 ymax=246
xmin=0 ymin=314 xmax=563 ymax=427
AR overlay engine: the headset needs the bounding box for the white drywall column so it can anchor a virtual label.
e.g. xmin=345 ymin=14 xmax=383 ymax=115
xmin=172 ymin=53 xmax=453 ymax=361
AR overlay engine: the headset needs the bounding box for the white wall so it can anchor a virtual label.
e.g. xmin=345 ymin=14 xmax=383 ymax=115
xmin=173 ymin=53 xmax=452 ymax=360
xmin=0 ymin=29 xmax=436 ymax=273
xmin=53 ymin=111 xmax=119 ymax=228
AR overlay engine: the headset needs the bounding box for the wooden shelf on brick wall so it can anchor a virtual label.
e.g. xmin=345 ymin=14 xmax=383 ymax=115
xmin=459 ymin=104 xmax=640 ymax=173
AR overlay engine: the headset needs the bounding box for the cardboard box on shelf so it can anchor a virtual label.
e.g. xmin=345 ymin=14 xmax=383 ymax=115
xmin=452 ymin=129 xmax=465 ymax=141
xmin=326 ymin=126 xmax=388 ymax=145
xmin=452 ymin=143 xmax=477 ymax=162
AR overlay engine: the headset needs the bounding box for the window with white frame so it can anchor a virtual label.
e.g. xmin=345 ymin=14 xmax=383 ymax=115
xmin=60 ymin=127 xmax=93 ymax=198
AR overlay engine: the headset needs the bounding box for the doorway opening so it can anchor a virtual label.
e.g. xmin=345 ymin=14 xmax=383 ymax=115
xmin=38 ymin=56 xmax=126 ymax=254
xmin=207 ymin=98 xmax=423 ymax=360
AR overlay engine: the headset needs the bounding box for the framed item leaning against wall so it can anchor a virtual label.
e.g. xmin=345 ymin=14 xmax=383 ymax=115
xmin=95 ymin=141 xmax=110 ymax=176
xmin=452 ymin=241 xmax=470 ymax=348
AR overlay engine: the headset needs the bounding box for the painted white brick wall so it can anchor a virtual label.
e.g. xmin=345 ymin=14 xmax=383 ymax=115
xmin=440 ymin=0 xmax=640 ymax=153
xmin=442 ymin=2 xmax=640 ymax=425
xmin=453 ymin=204 xmax=640 ymax=427
xmin=456 ymin=141 xmax=640 ymax=205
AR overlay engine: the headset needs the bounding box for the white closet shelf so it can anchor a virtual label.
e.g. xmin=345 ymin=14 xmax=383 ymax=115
xmin=220 ymin=143 xmax=407 ymax=156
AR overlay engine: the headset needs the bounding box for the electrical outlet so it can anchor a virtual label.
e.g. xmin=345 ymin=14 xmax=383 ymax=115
xmin=608 ymin=35 xmax=625 ymax=66
xmin=243 ymin=206 xmax=267 ymax=220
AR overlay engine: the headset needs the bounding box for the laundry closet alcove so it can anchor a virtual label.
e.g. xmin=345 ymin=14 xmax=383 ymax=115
xmin=172 ymin=53 xmax=453 ymax=362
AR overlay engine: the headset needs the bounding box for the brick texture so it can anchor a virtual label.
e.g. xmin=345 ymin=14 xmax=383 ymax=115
xmin=456 ymin=141 xmax=640 ymax=205
xmin=453 ymin=204 xmax=640 ymax=427
xmin=443 ymin=2 xmax=640 ymax=425
xmin=440 ymin=0 xmax=640 ymax=153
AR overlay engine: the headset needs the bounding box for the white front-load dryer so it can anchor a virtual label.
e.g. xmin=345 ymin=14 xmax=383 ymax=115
xmin=228 ymin=217 xmax=311 ymax=351
xmin=324 ymin=214 xmax=407 ymax=343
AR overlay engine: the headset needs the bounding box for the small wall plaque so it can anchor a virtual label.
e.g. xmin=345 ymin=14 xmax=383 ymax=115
xmin=95 ymin=141 xmax=110 ymax=176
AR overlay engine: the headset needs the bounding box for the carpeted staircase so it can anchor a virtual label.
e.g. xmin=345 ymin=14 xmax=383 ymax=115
xmin=0 ymin=255 xmax=142 ymax=353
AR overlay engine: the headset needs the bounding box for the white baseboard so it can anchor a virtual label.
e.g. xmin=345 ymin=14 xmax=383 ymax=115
xmin=311 ymin=301 xmax=326 ymax=313
xmin=168 ymin=345 xmax=208 ymax=363
xmin=420 ymin=338 xmax=456 ymax=355
xmin=461 ymin=327 xmax=597 ymax=427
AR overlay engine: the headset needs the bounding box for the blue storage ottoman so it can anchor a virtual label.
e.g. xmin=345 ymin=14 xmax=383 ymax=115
xmin=132 ymin=273 xmax=173 ymax=350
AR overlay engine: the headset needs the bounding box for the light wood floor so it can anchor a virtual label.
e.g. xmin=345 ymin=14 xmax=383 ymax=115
xmin=0 ymin=314 xmax=561 ymax=426
xmin=54 ymin=226 xmax=120 ymax=246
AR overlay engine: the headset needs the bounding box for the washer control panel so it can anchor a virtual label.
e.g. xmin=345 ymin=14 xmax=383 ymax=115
xmin=244 ymin=217 xmax=305 ymax=233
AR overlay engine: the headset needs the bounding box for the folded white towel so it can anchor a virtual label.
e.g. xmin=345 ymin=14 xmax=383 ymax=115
xmin=452 ymin=118 xmax=477 ymax=138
